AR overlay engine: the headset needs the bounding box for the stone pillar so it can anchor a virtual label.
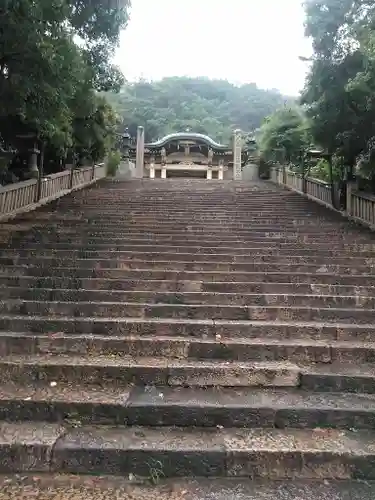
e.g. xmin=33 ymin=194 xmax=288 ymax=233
xmin=149 ymin=163 xmax=155 ymax=179
xmin=233 ymin=129 xmax=242 ymax=180
xmin=135 ymin=126 xmax=145 ymax=178
xmin=218 ymin=165 xmax=224 ymax=180
xmin=161 ymin=166 xmax=167 ymax=179
xmin=206 ymin=168 xmax=212 ymax=180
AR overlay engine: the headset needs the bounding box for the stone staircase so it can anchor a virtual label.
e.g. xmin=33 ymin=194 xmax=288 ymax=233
xmin=0 ymin=178 xmax=374 ymax=492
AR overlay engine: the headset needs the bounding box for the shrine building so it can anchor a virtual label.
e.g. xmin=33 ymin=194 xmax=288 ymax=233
xmin=129 ymin=128 xmax=250 ymax=180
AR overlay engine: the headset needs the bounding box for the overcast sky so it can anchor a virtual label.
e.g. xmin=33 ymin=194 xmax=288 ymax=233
xmin=114 ymin=0 xmax=313 ymax=96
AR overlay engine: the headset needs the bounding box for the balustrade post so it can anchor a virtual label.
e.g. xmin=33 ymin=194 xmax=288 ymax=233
xmin=36 ymin=142 xmax=45 ymax=202
xmin=327 ymin=154 xmax=337 ymax=209
xmin=301 ymin=154 xmax=307 ymax=194
xmin=69 ymin=153 xmax=76 ymax=189
xmin=346 ymin=181 xmax=355 ymax=217
xmin=282 ymin=164 xmax=287 ymax=185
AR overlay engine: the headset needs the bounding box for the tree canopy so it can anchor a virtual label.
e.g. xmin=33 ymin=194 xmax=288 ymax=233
xmin=104 ymin=77 xmax=294 ymax=143
xmin=0 ymin=0 xmax=130 ymax=164
xmin=301 ymin=0 xmax=375 ymax=171
xmin=257 ymin=107 xmax=311 ymax=164
xmin=255 ymin=0 xmax=375 ymax=188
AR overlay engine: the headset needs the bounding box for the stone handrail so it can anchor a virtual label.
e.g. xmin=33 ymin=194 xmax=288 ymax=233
xmin=305 ymin=177 xmax=332 ymax=207
xmin=350 ymin=190 xmax=375 ymax=228
xmin=269 ymin=166 xmax=375 ymax=230
xmin=270 ymin=167 xmax=332 ymax=206
xmin=0 ymin=163 xmax=106 ymax=222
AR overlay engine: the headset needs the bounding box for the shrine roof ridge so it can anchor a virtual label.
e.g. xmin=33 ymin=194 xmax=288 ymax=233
xmin=145 ymin=132 xmax=230 ymax=150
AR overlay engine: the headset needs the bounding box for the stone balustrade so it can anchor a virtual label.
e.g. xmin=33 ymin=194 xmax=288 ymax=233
xmin=270 ymin=166 xmax=375 ymax=231
xmin=0 ymin=163 xmax=106 ymax=222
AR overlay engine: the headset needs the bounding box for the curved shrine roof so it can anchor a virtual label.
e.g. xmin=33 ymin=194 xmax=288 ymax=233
xmin=145 ymin=132 xmax=229 ymax=150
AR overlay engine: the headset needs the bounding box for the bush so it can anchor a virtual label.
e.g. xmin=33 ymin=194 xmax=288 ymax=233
xmin=106 ymin=150 xmax=122 ymax=177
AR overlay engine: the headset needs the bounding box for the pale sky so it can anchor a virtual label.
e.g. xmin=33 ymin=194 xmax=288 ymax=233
xmin=115 ymin=0 xmax=313 ymax=96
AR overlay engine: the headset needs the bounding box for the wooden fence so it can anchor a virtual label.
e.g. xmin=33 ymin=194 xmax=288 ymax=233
xmin=0 ymin=164 xmax=106 ymax=222
xmin=270 ymin=166 xmax=375 ymax=230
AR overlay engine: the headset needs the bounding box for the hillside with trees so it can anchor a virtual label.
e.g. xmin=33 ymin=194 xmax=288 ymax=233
xmin=104 ymin=77 xmax=294 ymax=143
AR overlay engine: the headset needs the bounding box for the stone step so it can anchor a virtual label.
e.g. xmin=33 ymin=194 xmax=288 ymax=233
xmin=5 ymin=222 xmax=365 ymax=232
xmin=10 ymin=225 xmax=354 ymax=235
xmin=11 ymin=211 xmax=324 ymax=221
xmin=9 ymin=215 xmax=352 ymax=224
xmin=14 ymin=229 xmax=356 ymax=239
xmin=1 ymin=276 xmax=374 ymax=296
xmin=3 ymin=224 xmax=367 ymax=238
xmin=3 ymin=268 xmax=375 ymax=285
xmin=17 ymin=221 xmax=354 ymax=230
xmin=4 ymin=245 xmax=375 ymax=257
xmin=0 ymin=354 xmax=374 ymax=392
xmin=0 ymin=316 xmax=371 ymax=341
xmin=2 ymin=251 xmax=374 ymax=267
xmin=1 ymin=383 xmax=375 ymax=430
xmin=9 ymin=238 xmax=375 ymax=252
xmin=1 ymin=421 xmax=374 ymax=478
xmin=2 ymin=259 xmax=374 ymax=275
xmin=0 ymin=354 xmax=300 ymax=387
xmin=1 ymin=300 xmax=374 ymax=323
xmin=1 ymin=332 xmax=374 ymax=363
xmin=2 ymin=287 xmax=375 ymax=309
xmin=0 ymin=476 xmax=371 ymax=500
xmin=8 ymin=235 xmax=365 ymax=248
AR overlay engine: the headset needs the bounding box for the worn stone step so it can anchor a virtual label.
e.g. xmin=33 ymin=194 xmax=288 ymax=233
xmin=9 ymin=217 xmax=350 ymax=226
xmin=2 ymin=259 xmax=373 ymax=275
xmin=0 ymin=476 xmax=371 ymax=500
xmin=1 ymin=276 xmax=375 ymax=296
xmin=12 ymin=226 xmax=353 ymax=237
xmin=7 ymin=237 xmax=365 ymax=250
xmin=8 ymin=217 xmax=351 ymax=226
xmin=10 ymin=234 xmax=356 ymax=245
xmin=16 ymin=209 xmax=348 ymax=217
xmin=1 ymin=332 xmax=374 ymax=364
xmin=3 ymin=268 xmax=375 ymax=286
xmin=14 ymin=423 xmax=375 ymax=478
xmin=0 ymin=355 xmax=300 ymax=387
xmin=1 ymin=383 xmax=375 ymax=430
xmin=0 ymin=420 xmax=373 ymax=478
xmin=12 ymin=299 xmax=375 ymax=322
xmin=0 ymin=316 xmax=373 ymax=342
xmin=20 ymin=222 xmax=352 ymax=231
xmin=4 ymin=245 xmax=375 ymax=257
xmin=6 ymin=240 xmax=373 ymax=253
xmin=1 ymin=300 xmax=374 ymax=323
xmin=7 ymin=227 xmax=370 ymax=239
xmin=0 ymin=354 xmax=374 ymax=392
xmin=2 ymin=252 xmax=374 ymax=267
xmin=2 ymin=287 xmax=375 ymax=309
xmin=8 ymin=234 xmax=369 ymax=247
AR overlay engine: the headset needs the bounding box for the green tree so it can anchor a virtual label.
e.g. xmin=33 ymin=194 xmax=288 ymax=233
xmin=257 ymin=107 xmax=311 ymax=164
xmin=0 ymin=0 xmax=130 ymax=155
xmin=301 ymin=0 xmax=375 ymax=172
